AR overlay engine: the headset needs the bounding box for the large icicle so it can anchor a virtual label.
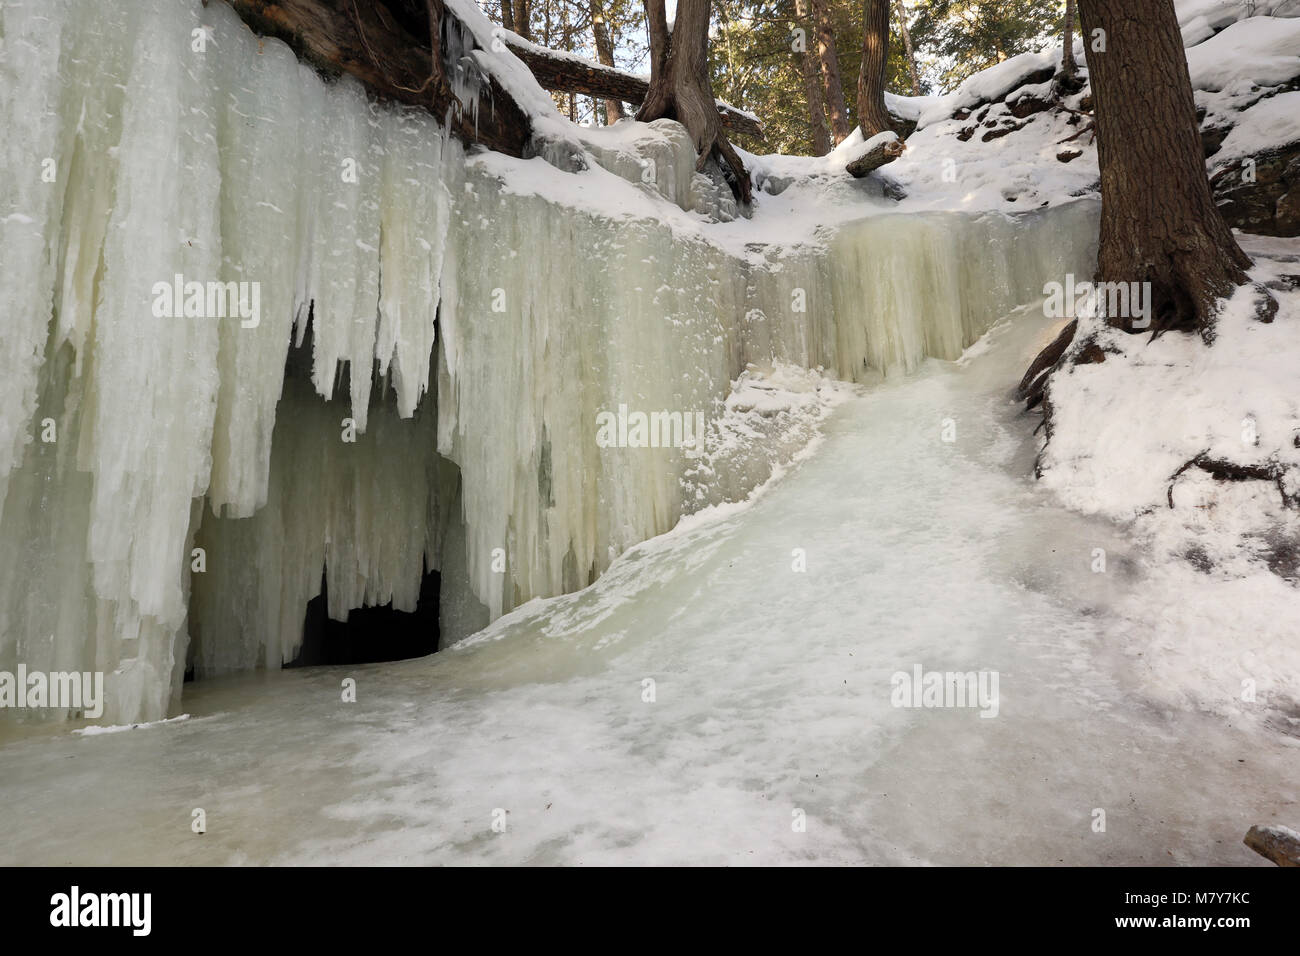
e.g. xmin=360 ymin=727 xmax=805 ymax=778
xmin=0 ymin=0 xmax=1100 ymax=726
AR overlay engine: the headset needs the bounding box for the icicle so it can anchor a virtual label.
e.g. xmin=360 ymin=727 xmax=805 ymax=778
xmin=0 ymin=0 xmax=1100 ymax=725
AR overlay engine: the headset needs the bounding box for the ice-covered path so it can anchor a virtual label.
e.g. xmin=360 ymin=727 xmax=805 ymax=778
xmin=1 ymin=306 xmax=1294 ymax=866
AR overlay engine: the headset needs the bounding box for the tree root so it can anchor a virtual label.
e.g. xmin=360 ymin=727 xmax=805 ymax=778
xmin=1016 ymin=318 xmax=1077 ymax=409
xmin=1059 ymin=121 xmax=1095 ymax=145
xmin=1166 ymin=453 xmax=1296 ymax=509
xmin=700 ymin=134 xmax=752 ymax=206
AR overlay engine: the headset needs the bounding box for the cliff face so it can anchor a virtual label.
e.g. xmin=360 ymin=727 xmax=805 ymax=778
xmin=0 ymin=0 xmax=1100 ymax=727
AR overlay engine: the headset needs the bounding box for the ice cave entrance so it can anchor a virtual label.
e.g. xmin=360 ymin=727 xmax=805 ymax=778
xmin=286 ymin=564 xmax=441 ymax=668
xmin=182 ymin=323 xmax=456 ymax=683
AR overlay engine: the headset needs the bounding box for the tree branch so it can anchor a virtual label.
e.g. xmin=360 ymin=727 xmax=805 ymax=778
xmin=500 ymin=30 xmax=763 ymax=138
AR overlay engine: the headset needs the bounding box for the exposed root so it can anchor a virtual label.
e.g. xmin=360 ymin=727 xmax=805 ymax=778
xmin=1254 ymin=283 xmax=1281 ymax=323
xmin=1016 ymin=318 xmax=1077 ymax=407
xmin=701 ymin=135 xmax=752 ymax=206
xmin=1059 ymin=122 xmax=1095 ymax=145
xmin=1166 ymin=453 xmax=1296 ymax=510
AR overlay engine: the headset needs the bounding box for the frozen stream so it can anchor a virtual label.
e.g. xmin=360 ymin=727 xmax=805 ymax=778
xmin=0 ymin=305 xmax=1294 ymax=866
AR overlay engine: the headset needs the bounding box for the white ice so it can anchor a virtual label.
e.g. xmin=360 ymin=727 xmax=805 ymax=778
xmin=0 ymin=304 xmax=1294 ymax=865
xmin=0 ymin=0 xmax=1097 ymax=724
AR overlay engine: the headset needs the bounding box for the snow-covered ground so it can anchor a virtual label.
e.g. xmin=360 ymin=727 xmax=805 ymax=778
xmin=1 ymin=300 xmax=1294 ymax=865
xmin=1036 ymin=237 xmax=1300 ymax=721
xmin=1 ymin=0 xmax=1297 ymax=865
xmin=742 ymin=2 xmax=1300 ymax=219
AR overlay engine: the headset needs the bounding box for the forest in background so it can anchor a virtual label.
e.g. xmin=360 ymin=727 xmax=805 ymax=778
xmin=481 ymin=0 xmax=1068 ymax=153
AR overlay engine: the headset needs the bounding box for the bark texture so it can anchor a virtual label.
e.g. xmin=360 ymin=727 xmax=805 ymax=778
xmin=1079 ymin=0 xmax=1252 ymax=337
xmin=589 ymin=2 xmax=625 ymax=123
xmin=795 ymin=0 xmax=833 ymax=155
xmin=857 ymin=0 xmax=893 ymax=137
xmin=844 ymin=132 xmax=904 ymax=177
xmin=225 ymin=0 xmax=532 ymax=155
xmin=894 ymin=0 xmax=922 ymax=96
xmin=637 ymin=0 xmax=752 ymax=204
xmin=810 ymin=0 xmax=852 ymax=143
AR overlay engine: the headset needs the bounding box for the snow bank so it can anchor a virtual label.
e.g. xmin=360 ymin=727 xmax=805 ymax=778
xmin=1036 ymin=239 xmax=1300 ymax=718
xmin=883 ymin=10 xmax=1300 ymax=218
xmin=1212 ymin=90 xmax=1300 ymax=167
xmin=916 ymin=50 xmax=1059 ymax=129
xmin=1186 ymin=15 xmax=1300 ymax=90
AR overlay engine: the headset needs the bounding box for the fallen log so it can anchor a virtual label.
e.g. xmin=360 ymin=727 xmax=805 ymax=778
xmin=498 ymin=31 xmax=764 ymax=139
xmin=223 ymin=1 xmax=763 ymax=154
xmin=845 ymin=132 xmax=906 ymax=178
xmin=223 ymin=0 xmax=532 ymax=155
xmin=1244 ymin=824 xmax=1300 ymax=866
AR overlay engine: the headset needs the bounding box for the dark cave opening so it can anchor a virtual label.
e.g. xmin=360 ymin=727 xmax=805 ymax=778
xmin=285 ymin=560 xmax=441 ymax=668
xmin=180 ymin=305 xmax=450 ymax=685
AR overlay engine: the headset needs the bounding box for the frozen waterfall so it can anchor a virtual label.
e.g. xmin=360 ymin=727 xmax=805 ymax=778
xmin=0 ymin=0 xmax=1099 ymax=725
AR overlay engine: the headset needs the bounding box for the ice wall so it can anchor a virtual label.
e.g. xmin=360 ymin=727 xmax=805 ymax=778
xmin=0 ymin=0 xmax=1099 ymax=724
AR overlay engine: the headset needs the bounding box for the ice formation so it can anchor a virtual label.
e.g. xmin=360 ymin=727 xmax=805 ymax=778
xmin=0 ymin=0 xmax=1100 ymax=725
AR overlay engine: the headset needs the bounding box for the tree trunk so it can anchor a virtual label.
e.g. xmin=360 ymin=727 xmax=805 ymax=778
xmin=516 ymin=0 xmax=532 ymax=40
xmin=637 ymin=0 xmax=752 ymax=204
xmin=500 ymin=31 xmax=763 ymax=137
xmin=224 ymin=0 xmax=531 ymax=155
xmin=589 ymin=1 xmax=625 ymax=124
xmin=857 ymin=0 xmax=892 ymax=137
xmin=810 ymin=0 xmax=852 ymax=143
xmin=501 ymin=0 xmax=516 ymax=33
xmin=794 ymin=0 xmax=832 ymax=154
xmin=1079 ymin=0 xmax=1252 ymax=337
xmin=844 ymin=132 xmax=904 ymax=177
xmin=1060 ymin=0 xmax=1077 ymax=79
xmin=894 ymin=0 xmax=922 ymax=96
